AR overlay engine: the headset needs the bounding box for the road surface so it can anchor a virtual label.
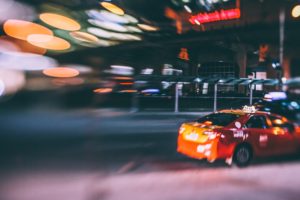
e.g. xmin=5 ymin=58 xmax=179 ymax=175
xmin=0 ymin=108 xmax=300 ymax=200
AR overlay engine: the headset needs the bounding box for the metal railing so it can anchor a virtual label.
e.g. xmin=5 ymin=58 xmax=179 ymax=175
xmin=133 ymin=75 xmax=280 ymax=112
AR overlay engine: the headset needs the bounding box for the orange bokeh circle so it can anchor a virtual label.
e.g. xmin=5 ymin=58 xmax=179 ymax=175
xmin=3 ymin=19 xmax=53 ymax=40
xmin=43 ymin=67 xmax=79 ymax=78
xmin=39 ymin=13 xmax=81 ymax=31
xmin=27 ymin=34 xmax=71 ymax=51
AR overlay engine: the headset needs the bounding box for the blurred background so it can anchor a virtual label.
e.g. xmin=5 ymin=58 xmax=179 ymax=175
xmin=1 ymin=0 xmax=300 ymax=200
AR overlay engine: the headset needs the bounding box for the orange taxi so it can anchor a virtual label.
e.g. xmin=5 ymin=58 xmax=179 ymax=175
xmin=177 ymin=106 xmax=300 ymax=166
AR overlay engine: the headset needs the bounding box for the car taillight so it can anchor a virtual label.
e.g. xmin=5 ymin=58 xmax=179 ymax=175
xmin=203 ymin=130 xmax=219 ymax=140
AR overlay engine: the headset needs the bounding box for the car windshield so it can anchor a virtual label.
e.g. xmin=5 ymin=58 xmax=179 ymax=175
xmin=197 ymin=113 xmax=241 ymax=126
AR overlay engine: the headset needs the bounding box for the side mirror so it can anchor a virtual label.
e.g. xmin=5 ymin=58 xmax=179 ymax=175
xmin=286 ymin=123 xmax=295 ymax=133
xmin=203 ymin=121 xmax=212 ymax=126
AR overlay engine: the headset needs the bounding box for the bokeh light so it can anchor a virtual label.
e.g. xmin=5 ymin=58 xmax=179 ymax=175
xmin=43 ymin=67 xmax=80 ymax=78
xmin=39 ymin=13 xmax=81 ymax=31
xmin=0 ymin=51 xmax=57 ymax=70
xmin=69 ymin=31 xmax=99 ymax=43
xmin=88 ymin=19 xmax=128 ymax=32
xmin=126 ymin=26 xmax=142 ymax=33
xmin=120 ymin=82 xmax=133 ymax=85
xmin=113 ymin=76 xmax=133 ymax=80
xmin=124 ymin=14 xmax=138 ymax=24
xmin=108 ymin=65 xmax=134 ymax=75
xmin=0 ymin=69 xmax=25 ymax=96
xmin=61 ymin=64 xmax=93 ymax=74
xmin=0 ymin=80 xmax=4 ymax=96
xmin=87 ymin=10 xmax=129 ymax=24
xmin=3 ymin=19 xmax=53 ymax=40
xmin=52 ymin=78 xmax=84 ymax=86
xmin=27 ymin=34 xmax=71 ymax=51
xmin=0 ymin=36 xmax=21 ymax=52
xmin=87 ymin=27 xmax=141 ymax=41
xmin=0 ymin=36 xmax=47 ymax=55
xmin=137 ymin=23 xmax=159 ymax=31
xmin=93 ymin=88 xmax=113 ymax=93
xmin=87 ymin=27 xmax=114 ymax=39
xmin=292 ymin=5 xmax=300 ymax=18
xmin=100 ymin=2 xmax=125 ymax=16
xmin=119 ymin=89 xmax=137 ymax=93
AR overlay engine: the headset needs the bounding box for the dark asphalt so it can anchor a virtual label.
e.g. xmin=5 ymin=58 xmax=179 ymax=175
xmin=0 ymin=108 xmax=299 ymax=169
xmin=2 ymin=108 xmax=300 ymax=200
xmin=0 ymin=108 xmax=202 ymax=170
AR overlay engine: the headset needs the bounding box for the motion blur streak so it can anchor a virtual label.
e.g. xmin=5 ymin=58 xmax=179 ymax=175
xmin=51 ymin=78 xmax=84 ymax=86
xmin=93 ymin=88 xmax=113 ymax=93
xmin=0 ymin=80 xmax=5 ymax=96
xmin=0 ymin=36 xmax=47 ymax=54
xmin=0 ymin=51 xmax=57 ymax=70
xmin=137 ymin=23 xmax=159 ymax=31
xmin=69 ymin=31 xmax=99 ymax=43
xmin=113 ymin=76 xmax=133 ymax=80
xmin=87 ymin=27 xmax=141 ymax=41
xmin=87 ymin=10 xmax=129 ymax=24
xmin=120 ymin=82 xmax=133 ymax=85
xmin=61 ymin=64 xmax=93 ymax=74
xmin=0 ymin=0 xmax=35 ymax=23
xmin=88 ymin=19 xmax=128 ymax=32
xmin=109 ymin=65 xmax=134 ymax=75
xmin=0 ymin=37 xmax=21 ymax=52
xmin=0 ymin=69 xmax=25 ymax=96
xmin=120 ymin=89 xmax=137 ymax=93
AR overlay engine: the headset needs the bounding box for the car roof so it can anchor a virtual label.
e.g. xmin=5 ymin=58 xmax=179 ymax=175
xmin=215 ymin=109 xmax=289 ymax=122
xmin=218 ymin=109 xmax=269 ymax=116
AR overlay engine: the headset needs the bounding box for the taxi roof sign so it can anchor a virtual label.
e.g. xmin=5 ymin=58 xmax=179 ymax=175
xmin=242 ymin=105 xmax=257 ymax=113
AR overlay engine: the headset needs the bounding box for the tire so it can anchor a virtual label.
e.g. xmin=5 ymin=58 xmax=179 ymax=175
xmin=233 ymin=144 xmax=252 ymax=167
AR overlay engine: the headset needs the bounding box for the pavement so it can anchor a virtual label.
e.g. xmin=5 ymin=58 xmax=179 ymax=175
xmin=1 ymin=154 xmax=300 ymax=200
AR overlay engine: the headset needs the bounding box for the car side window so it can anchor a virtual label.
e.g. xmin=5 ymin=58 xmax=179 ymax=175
xmin=269 ymin=115 xmax=295 ymax=132
xmin=245 ymin=116 xmax=268 ymax=129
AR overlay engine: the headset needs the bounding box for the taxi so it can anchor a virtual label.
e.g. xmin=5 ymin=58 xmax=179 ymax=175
xmin=177 ymin=106 xmax=300 ymax=167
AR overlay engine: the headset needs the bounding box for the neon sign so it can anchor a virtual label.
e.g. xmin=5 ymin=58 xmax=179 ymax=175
xmin=189 ymin=8 xmax=241 ymax=24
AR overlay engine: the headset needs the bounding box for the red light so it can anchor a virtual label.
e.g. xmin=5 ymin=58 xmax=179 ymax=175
xmin=120 ymin=82 xmax=133 ymax=85
xmin=189 ymin=8 xmax=241 ymax=25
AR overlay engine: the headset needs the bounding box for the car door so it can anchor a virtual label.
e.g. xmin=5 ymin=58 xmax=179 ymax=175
xmin=243 ymin=115 xmax=276 ymax=156
xmin=268 ymin=115 xmax=298 ymax=154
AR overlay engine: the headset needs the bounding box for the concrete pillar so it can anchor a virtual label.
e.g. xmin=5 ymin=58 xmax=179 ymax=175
xmin=235 ymin=44 xmax=247 ymax=93
xmin=236 ymin=45 xmax=247 ymax=78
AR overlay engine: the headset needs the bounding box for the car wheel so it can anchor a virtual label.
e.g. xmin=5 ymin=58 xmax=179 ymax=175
xmin=233 ymin=145 xmax=252 ymax=167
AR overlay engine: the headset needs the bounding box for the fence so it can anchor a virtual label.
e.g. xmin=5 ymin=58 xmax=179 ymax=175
xmin=133 ymin=75 xmax=280 ymax=112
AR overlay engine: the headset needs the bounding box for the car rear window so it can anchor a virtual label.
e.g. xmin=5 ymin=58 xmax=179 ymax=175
xmin=197 ymin=113 xmax=241 ymax=126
